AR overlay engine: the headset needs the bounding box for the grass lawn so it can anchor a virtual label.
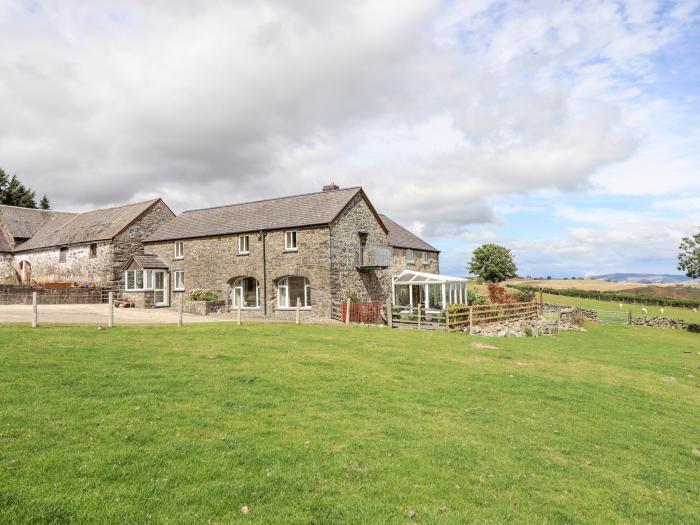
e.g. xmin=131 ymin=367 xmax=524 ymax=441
xmin=1 ymin=323 xmax=699 ymax=523
xmin=540 ymin=293 xmax=700 ymax=323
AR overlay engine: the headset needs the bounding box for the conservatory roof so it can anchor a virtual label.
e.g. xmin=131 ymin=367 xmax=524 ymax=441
xmin=393 ymin=269 xmax=468 ymax=285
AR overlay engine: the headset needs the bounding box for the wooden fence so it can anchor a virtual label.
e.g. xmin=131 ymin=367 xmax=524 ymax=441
xmin=341 ymin=301 xmax=385 ymax=324
xmin=390 ymin=301 xmax=539 ymax=332
xmin=444 ymin=301 xmax=539 ymax=332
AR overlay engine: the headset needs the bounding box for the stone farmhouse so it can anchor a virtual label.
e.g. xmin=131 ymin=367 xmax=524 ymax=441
xmin=123 ymin=185 xmax=440 ymax=320
xmin=0 ymin=199 xmax=174 ymax=286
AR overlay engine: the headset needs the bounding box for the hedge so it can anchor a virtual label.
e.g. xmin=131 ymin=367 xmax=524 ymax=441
xmin=510 ymin=285 xmax=700 ymax=308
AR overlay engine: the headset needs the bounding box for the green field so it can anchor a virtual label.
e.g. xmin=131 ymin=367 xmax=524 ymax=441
xmin=1 ymin=323 xmax=699 ymax=523
xmin=541 ymin=293 xmax=700 ymax=323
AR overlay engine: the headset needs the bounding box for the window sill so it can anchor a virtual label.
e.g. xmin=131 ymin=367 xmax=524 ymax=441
xmin=233 ymin=306 xmax=261 ymax=310
xmin=173 ymin=288 xmax=185 ymax=292
xmin=283 ymin=249 xmax=299 ymax=253
xmin=237 ymin=252 xmax=250 ymax=256
xmin=277 ymin=307 xmax=311 ymax=311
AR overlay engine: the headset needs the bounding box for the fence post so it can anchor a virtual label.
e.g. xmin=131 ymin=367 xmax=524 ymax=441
xmin=417 ymin=305 xmax=421 ymax=330
xmin=539 ymin=288 xmax=544 ymax=314
xmin=237 ymin=300 xmax=242 ymax=326
xmin=32 ymin=291 xmax=37 ymax=328
xmin=178 ymin=294 xmax=183 ymax=327
xmin=386 ymin=297 xmax=393 ymax=328
xmin=628 ymin=309 xmax=632 ymax=325
xmin=468 ymin=307 xmax=473 ymax=334
xmin=445 ymin=308 xmax=450 ymax=332
xmin=295 ymin=297 xmax=301 ymax=325
xmin=346 ymin=298 xmax=351 ymax=325
xmin=108 ymin=291 xmax=114 ymax=328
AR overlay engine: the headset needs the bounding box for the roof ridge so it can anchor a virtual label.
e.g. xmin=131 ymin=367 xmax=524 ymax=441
xmin=71 ymin=197 xmax=160 ymax=216
xmin=180 ymin=187 xmax=362 ymax=214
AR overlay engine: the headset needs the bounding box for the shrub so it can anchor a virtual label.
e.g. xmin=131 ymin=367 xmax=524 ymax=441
xmin=688 ymin=323 xmax=700 ymax=333
xmin=487 ymin=284 xmax=519 ymax=304
xmin=466 ymin=289 xmax=487 ymax=306
xmin=188 ymin=289 xmax=219 ymax=301
xmin=515 ymin=288 xmax=535 ymax=302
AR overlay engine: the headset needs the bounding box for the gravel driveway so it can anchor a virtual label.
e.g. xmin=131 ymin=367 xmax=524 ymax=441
xmin=0 ymin=304 xmax=233 ymax=325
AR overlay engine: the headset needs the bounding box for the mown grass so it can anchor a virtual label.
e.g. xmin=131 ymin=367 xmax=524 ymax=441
xmin=1 ymin=323 xmax=699 ymax=523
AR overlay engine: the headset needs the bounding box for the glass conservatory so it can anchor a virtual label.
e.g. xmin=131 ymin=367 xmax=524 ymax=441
xmin=391 ymin=269 xmax=469 ymax=311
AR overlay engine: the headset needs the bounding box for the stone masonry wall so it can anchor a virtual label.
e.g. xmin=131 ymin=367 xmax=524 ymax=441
xmin=112 ymin=200 xmax=175 ymax=281
xmin=144 ymin=225 xmax=332 ymax=320
xmin=383 ymin=248 xmax=439 ymax=281
xmin=12 ymin=242 xmax=114 ymax=285
xmin=329 ymin=193 xmax=390 ymax=303
xmin=0 ymin=253 xmax=17 ymax=284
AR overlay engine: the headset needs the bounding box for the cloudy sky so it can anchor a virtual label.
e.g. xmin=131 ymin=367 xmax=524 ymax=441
xmin=1 ymin=0 xmax=699 ymax=277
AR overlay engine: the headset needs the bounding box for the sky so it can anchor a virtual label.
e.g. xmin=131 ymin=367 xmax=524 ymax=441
xmin=0 ymin=0 xmax=699 ymax=277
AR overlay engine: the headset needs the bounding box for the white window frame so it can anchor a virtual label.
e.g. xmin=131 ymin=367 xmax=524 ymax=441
xmin=231 ymin=277 xmax=260 ymax=309
xmin=277 ymin=277 xmax=311 ymax=309
xmin=238 ymin=235 xmax=250 ymax=255
xmin=422 ymin=251 xmax=429 ymax=264
xmin=125 ymin=269 xmax=145 ymax=291
xmin=406 ymin=248 xmax=414 ymax=263
xmin=173 ymin=270 xmax=185 ymax=291
xmin=174 ymin=241 xmax=184 ymax=260
xmin=285 ymin=230 xmax=298 ymax=251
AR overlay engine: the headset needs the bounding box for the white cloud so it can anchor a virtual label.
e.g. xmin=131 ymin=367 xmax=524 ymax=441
xmin=0 ymin=0 xmax=698 ymax=274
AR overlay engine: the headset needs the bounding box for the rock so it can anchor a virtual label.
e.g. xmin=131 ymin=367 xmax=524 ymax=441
xmin=631 ymin=317 xmax=689 ymax=330
xmin=692 ymin=448 xmax=700 ymax=458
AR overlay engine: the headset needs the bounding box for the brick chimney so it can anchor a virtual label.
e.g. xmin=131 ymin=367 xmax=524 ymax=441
xmin=322 ymin=182 xmax=340 ymax=192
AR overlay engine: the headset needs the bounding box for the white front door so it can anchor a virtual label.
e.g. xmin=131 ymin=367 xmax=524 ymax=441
xmin=154 ymin=271 xmax=169 ymax=307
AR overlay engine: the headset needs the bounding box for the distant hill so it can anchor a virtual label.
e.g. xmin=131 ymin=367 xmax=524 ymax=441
xmin=590 ymin=273 xmax=692 ymax=284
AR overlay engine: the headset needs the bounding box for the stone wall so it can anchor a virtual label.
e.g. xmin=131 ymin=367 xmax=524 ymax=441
xmin=631 ymin=317 xmax=689 ymax=330
xmin=0 ymin=284 xmax=104 ymax=305
xmin=0 ymin=253 xmax=17 ymax=284
xmin=112 ymin=200 xmax=175 ymax=281
xmin=144 ymin=225 xmax=333 ymax=320
xmin=329 ymin=193 xmax=390 ymax=303
xmin=11 ymin=242 xmax=114 ymax=285
xmin=183 ymin=299 xmax=227 ymax=315
xmin=383 ymin=248 xmax=439 ymax=280
xmin=121 ymin=290 xmax=155 ymax=308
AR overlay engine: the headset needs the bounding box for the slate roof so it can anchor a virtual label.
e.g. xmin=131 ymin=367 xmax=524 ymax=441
xmin=12 ymin=199 xmax=161 ymax=252
xmin=147 ymin=187 xmax=365 ymax=242
xmin=128 ymin=254 xmax=169 ymax=270
xmin=0 ymin=228 xmax=12 ymax=252
xmin=0 ymin=205 xmax=73 ymax=240
xmin=379 ymin=214 xmax=439 ymax=252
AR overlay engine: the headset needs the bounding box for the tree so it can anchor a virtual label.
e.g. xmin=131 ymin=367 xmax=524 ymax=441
xmin=678 ymin=230 xmax=700 ymax=279
xmin=0 ymin=167 xmax=39 ymax=208
xmin=468 ymin=243 xmax=518 ymax=283
xmin=39 ymin=195 xmax=50 ymax=210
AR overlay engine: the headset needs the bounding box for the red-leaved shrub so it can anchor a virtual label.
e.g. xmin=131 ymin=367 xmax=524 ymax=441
xmin=487 ymin=284 xmax=519 ymax=304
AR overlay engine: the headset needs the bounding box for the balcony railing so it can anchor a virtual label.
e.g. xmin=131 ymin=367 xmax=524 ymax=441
xmin=357 ymin=244 xmax=392 ymax=269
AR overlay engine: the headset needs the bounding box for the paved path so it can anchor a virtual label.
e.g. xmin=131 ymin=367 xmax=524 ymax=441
xmin=0 ymin=304 xmax=233 ymax=325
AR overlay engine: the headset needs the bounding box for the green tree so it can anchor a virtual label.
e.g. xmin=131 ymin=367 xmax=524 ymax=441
xmin=39 ymin=195 xmax=50 ymax=210
xmin=468 ymin=243 xmax=518 ymax=283
xmin=677 ymin=230 xmax=700 ymax=279
xmin=0 ymin=168 xmax=39 ymax=208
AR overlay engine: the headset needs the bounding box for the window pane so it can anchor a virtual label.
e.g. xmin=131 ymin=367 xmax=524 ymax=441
xmin=243 ymin=278 xmax=257 ymax=307
xmin=135 ymin=270 xmax=144 ymax=289
xmin=396 ymin=286 xmax=409 ymax=306
xmin=127 ymin=271 xmax=135 ymax=290
xmin=428 ymin=284 xmax=443 ymax=309
xmin=278 ymin=281 xmax=288 ymax=308
xmin=288 ymin=277 xmax=306 ymax=307
xmin=305 ymin=284 xmax=311 ymax=307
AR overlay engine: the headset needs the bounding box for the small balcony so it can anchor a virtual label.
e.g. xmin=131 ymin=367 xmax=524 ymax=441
xmin=357 ymin=244 xmax=392 ymax=270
